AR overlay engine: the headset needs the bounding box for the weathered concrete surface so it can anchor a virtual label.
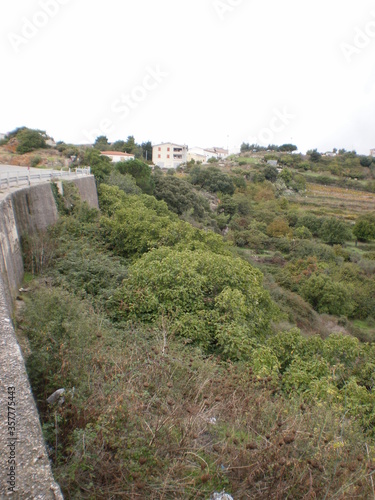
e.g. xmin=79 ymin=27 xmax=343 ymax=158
xmin=0 ymin=197 xmax=23 ymax=311
xmin=11 ymin=184 xmax=59 ymax=242
xmin=0 ymin=276 xmax=63 ymax=498
xmin=0 ymin=176 xmax=98 ymax=498
xmin=70 ymin=176 xmax=99 ymax=210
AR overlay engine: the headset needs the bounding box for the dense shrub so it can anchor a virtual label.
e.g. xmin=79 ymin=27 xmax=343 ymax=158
xmin=106 ymin=171 xmax=141 ymax=194
xmin=353 ymin=213 xmax=375 ymax=242
xmin=296 ymin=213 xmax=323 ymax=236
xmin=189 ymin=165 xmax=235 ymax=195
xmin=266 ymin=218 xmax=292 ymax=238
xmin=319 ymin=217 xmax=353 ymax=245
xmin=116 ymin=159 xmax=154 ymax=194
xmin=153 ymin=173 xmax=211 ymax=218
xmin=301 ymin=274 xmax=354 ymax=316
xmin=294 ymin=226 xmax=312 ymax=239
xmin=16 ymin=128 xmax=47 ymax=153
xmin=116 ymin=247 xmax=276 ymax=359
xmin=99 ymin=185 xmax=226 ymax=258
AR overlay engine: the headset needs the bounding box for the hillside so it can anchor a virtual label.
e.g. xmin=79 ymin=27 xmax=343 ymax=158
xmin=13 ymin=145 xmax=375 ymax=498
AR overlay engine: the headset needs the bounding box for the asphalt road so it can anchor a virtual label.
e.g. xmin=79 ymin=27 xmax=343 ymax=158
xmin=0 ymin=164 xmax=45 ymax=174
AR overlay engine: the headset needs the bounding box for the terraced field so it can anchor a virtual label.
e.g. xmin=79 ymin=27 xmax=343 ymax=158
xmin=295 ymin=183 xmax=375 ymax=220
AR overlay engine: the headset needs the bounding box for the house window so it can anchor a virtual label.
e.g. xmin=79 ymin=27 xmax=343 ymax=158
xmin=158 ymin=147 xmax=161 ymax=151
xmin=158 ymin=154 xmax=161 ymax=159
xmin=167 ymin=147 xmax=170 ymax=152
xmin=167 ymin=155 xmax=170 ymax=158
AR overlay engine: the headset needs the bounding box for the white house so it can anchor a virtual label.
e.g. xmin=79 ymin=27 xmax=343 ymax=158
xmin=188 ymin=147 xmax=211 ymax=163
xmin=187 ymin=151 xmax=207 ymax=163
xmin=205 ymin=147 xmax=229 ymax=160
xmin=371 ymin=149 xmax=375 ymax=157
xmin=0 ymin=133 xmax=6 ymax=141
xmin=152 ymin=143 xmax=188 ymax=169
xmin=101 ymin=151 xmax=135 ymax=162
xmin=188 ymin=146 xmax=228 ymax=163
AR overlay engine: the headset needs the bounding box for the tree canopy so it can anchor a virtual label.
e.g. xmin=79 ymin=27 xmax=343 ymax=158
xmin=153 ymin=173 xmax=210 ymax=218
xmin=319 ymin=217 xmax=352 ymax=245
xmin=117 ymin=247 xmax=276 ymax=359
xmin=189 ymin=165 xmax=235 ymax=195
xmin=353 ymin=213 xmax=375 ymax=242
xmin=115 ymin=159 xmax=154 ymax=194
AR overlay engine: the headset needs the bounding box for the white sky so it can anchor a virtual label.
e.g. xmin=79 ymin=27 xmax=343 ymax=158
xmin=1 ymin=0 xmax=375 ymax=154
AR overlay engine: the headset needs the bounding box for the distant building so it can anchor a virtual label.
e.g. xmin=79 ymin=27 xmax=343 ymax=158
xmin=324 ymin=152 xmax=337 ymax=157
xmin=152 ymin=143 xmax=188 ymax=169
xmin=101 ymin=151 xmax=135 ymax=162
xmin=187 ymin=151 xmax=207 ymax=163
xmin=188 ymin=147 xmax=211 ymax=163
xmin=371 ymin=148 xmax=375 ymax=157
xmin=188 ymin=146 xmax=229 ymax=163
xmin=267 ymin=160 xmax=278 ymax=167
xmin=205 ymin=147 xmax=229 ymax=160
xmin=0 ymin=133 xmax=6 ymax=141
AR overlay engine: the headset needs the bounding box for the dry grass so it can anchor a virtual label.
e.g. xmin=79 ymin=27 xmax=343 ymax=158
xmin=19 ymin=286 xmax=375 ymax=499
xmin=295 ymin=184 xmax=375 ymax=220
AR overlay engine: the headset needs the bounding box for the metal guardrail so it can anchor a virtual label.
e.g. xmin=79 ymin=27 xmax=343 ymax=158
xmin=0 ymin=167 xmax=91 ymax=191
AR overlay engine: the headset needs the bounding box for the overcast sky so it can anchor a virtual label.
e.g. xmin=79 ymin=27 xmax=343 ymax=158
xmin=1 ymin=0 xmax=375 ymax=154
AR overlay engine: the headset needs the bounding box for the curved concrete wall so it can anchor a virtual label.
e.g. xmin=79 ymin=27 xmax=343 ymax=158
xmin=0 ymin=176 xmax=98 ymax=498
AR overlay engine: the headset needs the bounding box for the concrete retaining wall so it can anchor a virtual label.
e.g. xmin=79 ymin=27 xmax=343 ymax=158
xmin=0 ymin=176 xmax=98 ymax=498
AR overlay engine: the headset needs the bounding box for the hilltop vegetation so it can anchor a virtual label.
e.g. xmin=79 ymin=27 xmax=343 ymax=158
xmin=15 ymin=140 xmax=375 ymax=498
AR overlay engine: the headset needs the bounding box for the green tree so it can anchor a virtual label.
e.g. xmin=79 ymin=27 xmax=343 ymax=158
xmin=106 ymin=171 xmax=141 ymax=195
xmin=319 ymin=217 xmax=352 ymax=245
xmin=116 ymin=159 xmax=154 ymax=194
xmin=124 ymin=135 xmax=136 ymax=154
xmin=93 ymin=135 xmax=110 ymax=151
xmin=218 ymin=195 xmax=238 ymax=218
xmin=279 ymin=168 xmax=293 ymax=187
xmin=189 ymin=166 xmax=235 ymax=195
xmin=301 ymin=274 xmax=354 ymax=316
xmin=353 ymin=214 xmax=375 ymax=242
xmin=267 ymin=218 xmax=292 ymax=238
xmin=98 ymin=185 xmax=225 ymax=258
xmin=153 ymin=173 xmax=210 ymax=218
xmin=141 ymin=141 xmax=152 ymax=161
xmin=117 ymin=247 xmax=276 ymax=358
xmin=279 ymin=144 xmax=298 ymax=152
xmin=296 ymin=213 xmax=323 ymax=236
xmin=359 ymin=156 xmax=373 ymax=167
xmin=294 ymin=226 xmax=312 ymax=239
xmin=16 ymin=129 xmax=47 ymax=154
xmin=82 ymin=148 xmax=112 ymax=182
xmin=111 ymin=140 xmax=127 ymax=152
xmin=309 ymin=149 xmax=322 ymax=162
xmin=264 ymin=165 xmax=278 ymax=182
